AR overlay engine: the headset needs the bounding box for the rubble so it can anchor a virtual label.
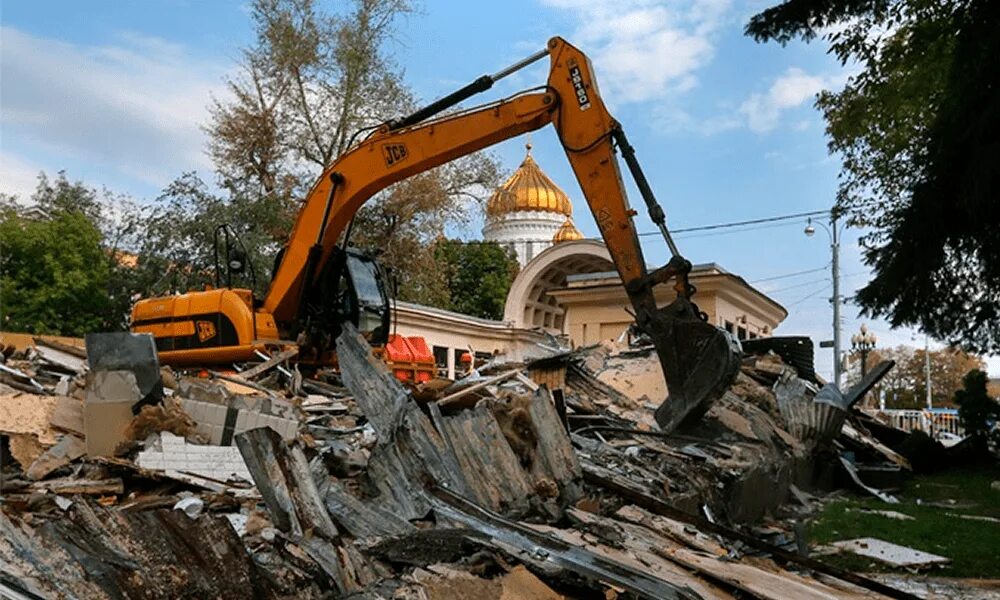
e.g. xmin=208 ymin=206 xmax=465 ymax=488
xmin=0 ymin=327 xmax=949 ymax=599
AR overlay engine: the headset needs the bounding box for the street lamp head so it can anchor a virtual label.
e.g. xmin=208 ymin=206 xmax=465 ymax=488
xmin=804 ymin=218 xmax=816 ymax=237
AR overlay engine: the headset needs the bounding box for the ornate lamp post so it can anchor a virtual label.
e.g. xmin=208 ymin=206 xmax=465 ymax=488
xmin=851 ymin=324 xmax=877 ymax=377
xmin=805 ymin=214 xmax=845 ymax=388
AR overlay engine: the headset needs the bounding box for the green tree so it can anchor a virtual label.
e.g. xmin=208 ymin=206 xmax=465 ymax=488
xmin=746 ymin=0 xmax=1000 ymax=353
xmin=852 ymin=344 xmax=985 ymax=408
xmin=132 ymin=173 xmax=292 ymax=299
xmin=954 ymin=369 xmax=1000 ymax=438
xmin=205 ymin=0 xmax=502 ymax=306
xmin=1 ymin=172 xmax=146 ymax=332
xmin=434 ymin=240 xmax=518 ymax=320
xmin=0 ymin=207 xmax=110 ymax=336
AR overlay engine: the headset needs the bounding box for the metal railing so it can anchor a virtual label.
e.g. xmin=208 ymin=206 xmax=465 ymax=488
xmin=863 ymin=408 xmax=965 ymax=438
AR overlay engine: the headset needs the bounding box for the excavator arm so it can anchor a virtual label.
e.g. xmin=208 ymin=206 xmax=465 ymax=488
xmin=264 ymin=37 xmax=739 ymax=430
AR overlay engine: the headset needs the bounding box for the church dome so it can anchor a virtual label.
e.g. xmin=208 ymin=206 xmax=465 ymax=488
xmin=486 ymin=144 xmax=573 ymax=218
xmin=552 ymin=218 xmax=584 ymax=243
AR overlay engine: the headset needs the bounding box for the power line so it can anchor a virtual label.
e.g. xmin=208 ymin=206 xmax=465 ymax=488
xmin=673 ymin=220 xmax=805 ymax=241
xmin=637 ymin=208 xmax=830 ymax=237
xmin=449 ymin=207 xmax=832 ymax=246
xmin=766 ymin=276 xmax=832 ymax=294
xmin=788 ymin=283 xmax=832 ymax=307
xmin=750 ymin=264 xmax=830 ymax=283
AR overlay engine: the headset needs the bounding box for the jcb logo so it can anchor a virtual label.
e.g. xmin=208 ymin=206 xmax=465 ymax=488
xmin=568 ymin=60 xmax=591 ymax=111
xmin=382 ymin=144 xmax=408 ymax=167
xmin=195 ymin=320 xmax=217 ymax=342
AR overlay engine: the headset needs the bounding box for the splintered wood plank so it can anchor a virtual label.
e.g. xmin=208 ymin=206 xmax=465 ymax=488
xmin=428 ymin=488 xmax=701 ymax=600
xmin=30 ymin=477 xmax=123 ymax=495
xmin=335 ymin=322 xmax=409 ymax=438
xmin=238 ymin=348 xmax=299 ymax=380
xmin=525 ymin=388 xmax=582 ymax=505
xmin=27 ymin=435 xmax=85 ymax=480
xmin=613 ymin=505 xmax=727 ymax=556
xmin=324 ymin=480 xmax=415 ymax=540
xmin=0 ymin=501 xmax=279 ymax=599
xmin=661 ymin=546 xmax=873 ymax=600
xmin=437 ymin=369 xmax=520 ymax=409
xmin=533 ymin=516 xmax=733 ymax=600
xmin=436 ymin=403 xmax=534 ymax=516
xmin=336 ymin=322 xmax=470 ymax=520
xmin=563 ymin=508 xmax=879 ymax=600
xmin=364 ymin=403 xmax=470 ymax=521
xmin=235 ymin=427 xmax=339 ymax=540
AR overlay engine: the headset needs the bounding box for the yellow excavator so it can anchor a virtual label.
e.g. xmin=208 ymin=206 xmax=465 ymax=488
xmin=131 ymin=37 xmax=740 ymax=431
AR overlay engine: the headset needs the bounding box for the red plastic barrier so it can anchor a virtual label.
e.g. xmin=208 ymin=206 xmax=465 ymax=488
xmin=384 ymin=334 xmax=435 ymax=383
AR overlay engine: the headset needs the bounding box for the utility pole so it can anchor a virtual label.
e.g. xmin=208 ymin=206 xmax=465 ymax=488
xmin=805 ymin=213 xmax=843 ymax=388
xmin=831 ymin=215 xmax=842 ymax=388
xmin=925 ymin=334 xmax=933 ymax=410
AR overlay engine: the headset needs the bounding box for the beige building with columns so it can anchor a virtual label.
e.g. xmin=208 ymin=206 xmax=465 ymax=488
xmin=391 ymin=146 xmax=787 ymax=378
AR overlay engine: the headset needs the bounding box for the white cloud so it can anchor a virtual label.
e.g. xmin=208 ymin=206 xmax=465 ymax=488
xmin=540 ymin=0 xmax=731 ymax=104
xmin=0 ymin=27 xmax=227 ymax=192
xmin=740 ymin=67 xmax=835 ymax=133
xmin=0 ymin=152 xmax=44 ymax=200
xmin=653 ymin=105 xmax=741 ymax=135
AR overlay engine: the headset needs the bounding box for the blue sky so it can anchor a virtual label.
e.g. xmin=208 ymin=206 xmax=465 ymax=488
xmin=2 ymin=0 xmax=996 ymax=379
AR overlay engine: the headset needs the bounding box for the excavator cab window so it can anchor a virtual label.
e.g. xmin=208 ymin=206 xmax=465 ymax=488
xmin=342 ymin=250 xmax=390 ymax=346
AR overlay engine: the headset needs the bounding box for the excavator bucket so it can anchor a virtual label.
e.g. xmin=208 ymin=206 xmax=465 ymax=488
xmin=641 ymin=296 xmax=741 ymax=432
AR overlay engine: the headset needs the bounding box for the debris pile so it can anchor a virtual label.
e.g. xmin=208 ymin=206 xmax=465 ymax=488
xmin=0 ymin=330 xmax=923 ymax=598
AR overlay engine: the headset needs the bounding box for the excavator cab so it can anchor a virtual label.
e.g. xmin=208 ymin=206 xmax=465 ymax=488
xmin=323 ymin=248 xmax=435 ymax=383
xmin=336 ymin=249 xmax=392 ymax=346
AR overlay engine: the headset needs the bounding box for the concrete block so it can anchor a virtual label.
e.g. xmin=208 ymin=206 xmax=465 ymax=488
xmin=209 ymin=404 xmax=227 ymax=426
xmin=84 ymin=370 xmax=142 ymax=457
xmin=85 ymin=332 xmax=162 ymax=402
xmin=235 ymin=410 xmax=248 ymax=433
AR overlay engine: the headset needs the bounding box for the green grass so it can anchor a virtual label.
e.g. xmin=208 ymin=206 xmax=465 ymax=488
xmin=809 ymin=464 xmax=1000 ymax=578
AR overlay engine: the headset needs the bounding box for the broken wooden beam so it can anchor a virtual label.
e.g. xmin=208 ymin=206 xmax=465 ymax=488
xmin=436 ymin=369 xmax=520 ymax=409
xmin=580 ymin=460 xmax=920 ymax=600
xmin=26 ymin=435 xmax=85 ymax=480
xmin=235 ymin=427 xmax=339 ymax=540
xmin=324 ymin=481 xmax=416 ymax=541
xmin=335 ymin=322 xmax=409 ymax=438
xmin=523 ymin=388 xmax=582 ymax=506
xmin=208 ymin=371 xmax=280 ymax=398
xmin=0 ymin=502 xmax=277 ymax=599
xmin=238 ymin=348 xmax=299 ymax=380
xmin=30 ymin=477 xmax=123 ymax=496
xmin=431 ymin=402 xmax=535 ymax=516
xmin=428 ymin=485 xmax=701 ymax=600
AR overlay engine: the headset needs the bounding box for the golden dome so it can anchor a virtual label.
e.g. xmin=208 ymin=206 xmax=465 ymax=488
xmin=553 ymin=218 xmax=584 ymax=243
xmin=486 ymin=144 xmax=573 ymax=218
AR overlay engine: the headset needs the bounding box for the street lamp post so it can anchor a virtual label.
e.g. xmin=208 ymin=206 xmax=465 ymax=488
xmin=851 ymin=324 xmax=877 ymax=378
xmin=804 ymin=214 xmax=845 ymax=388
